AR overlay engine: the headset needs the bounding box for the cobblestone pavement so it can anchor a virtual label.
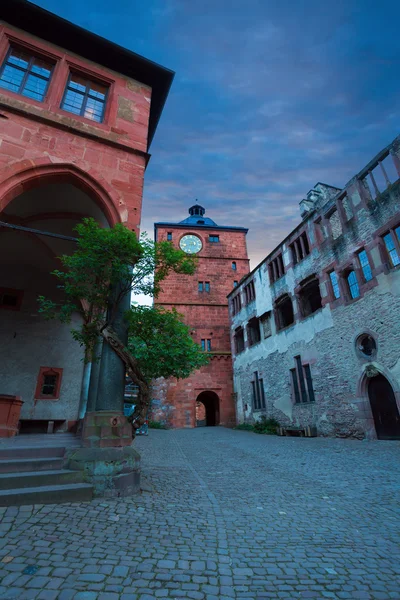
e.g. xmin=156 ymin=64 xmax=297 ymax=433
xmin=1 ymin=428 xmax=400 ymax=600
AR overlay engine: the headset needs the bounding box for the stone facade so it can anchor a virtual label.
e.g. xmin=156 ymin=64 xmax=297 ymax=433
xmin=0 ymin=2 xmax=172 ymax=433
xmin=229 ymin=134 xmax=400 ymax=440
xmin=153 ymin=205 xmax=249 ymax=428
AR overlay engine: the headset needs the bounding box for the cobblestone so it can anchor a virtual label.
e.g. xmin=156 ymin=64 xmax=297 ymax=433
xmin=1 ymin=428 xmax=400 ymax=599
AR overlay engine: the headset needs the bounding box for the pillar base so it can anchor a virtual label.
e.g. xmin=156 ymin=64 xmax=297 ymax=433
xmin=82 ymin=411 xmax=132 ymax=448
xmin=66 ymin=446 xmax=140 ymax=498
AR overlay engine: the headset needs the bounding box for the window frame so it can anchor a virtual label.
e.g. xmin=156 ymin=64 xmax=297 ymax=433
xmin=167 ymin=232 xmax=172 ymax=241
xmin=382 ymin=226 xmax=400 ymax=268
xmin=346 ymin=269 xmax=360 ymax=300
xmin=357 ymin=249 xmax=373 ymax=282
xmin=205 ymin=281 xmax=210 ymax=293
xmin=252 ymin=371 xmax=266 ymax=411
xmin=232 ymin=261 xmax=237 ymax=271
xmin=198 ymin=282 xmax=204 ymax=292
xmin=328 ymin=270 xmax=341 ymax=300
xmin=0 ymin=287 xmax=24 ymax=311
xmin=234 ymin=327 xmax=245 ymax=354
xmin=61 ymin=71 xmax=109 ymax=123
xmin=291 ymin=357 xmax=315 ymax=404
xmin=209 ymin=234 xmax=220 ymax=243
xmin=0 ymin=45 xmax=54 ymax=103
xmin=247 ymin=317 xmax=261 ymax=347
xmin=35 ymin=367 xmax=63 ymax=400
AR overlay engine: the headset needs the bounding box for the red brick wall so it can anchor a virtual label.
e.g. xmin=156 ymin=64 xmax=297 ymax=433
xmin=154 ymin=224 xmax=249 ymax=428
xmin=0 ymin=23 xmax=151 ymax=230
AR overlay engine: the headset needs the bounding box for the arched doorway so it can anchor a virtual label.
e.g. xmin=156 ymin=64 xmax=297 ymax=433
xmin=195 ymin=391 xmax=220 ymax=427
xmin=368 ymin=374 xmax=400 ymax=440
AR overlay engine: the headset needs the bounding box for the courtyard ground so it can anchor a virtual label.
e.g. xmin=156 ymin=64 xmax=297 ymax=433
xmin=0 ymin=427 xmax=400 ymax=600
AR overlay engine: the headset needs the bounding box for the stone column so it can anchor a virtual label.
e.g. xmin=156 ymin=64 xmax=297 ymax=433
xmin=85 ymin=337 xmax=103 ymax=414
xmin=81 ymin=281 xmax=132 ymax=448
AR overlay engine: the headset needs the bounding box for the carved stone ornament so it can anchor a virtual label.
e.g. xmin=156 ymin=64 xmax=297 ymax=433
xmin=365 ymin=364 xmax=379 ymax=379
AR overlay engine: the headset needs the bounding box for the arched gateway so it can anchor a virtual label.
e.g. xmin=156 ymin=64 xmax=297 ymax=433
xmin=195 ymin=391 xmax=220 ymax=427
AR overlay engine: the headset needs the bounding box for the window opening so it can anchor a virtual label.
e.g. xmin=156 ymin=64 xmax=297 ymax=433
xmin=275 ymin=295 xmax=294 ymax=330
xmin=205 ymin=281 xmax=210 ymax=292
xmin=234 ymin=327 xmax=245 ymax=354
xmin=167 ymin=232 xmax=172 ymax=241
xmin=329 ymin=271 xmax=340 ymax=299
xmin=383 ymin=230 xmax=400 ymax=267
xmin=291 ymin=357 xmax=315 ymax=404
xmin=358 ymin=250 xmax=373 ymax=282
xmin=232 ymin=261 xmax=237 ymax=270
xmin=61 ymin=73 xmax=108 ymax=122
xmin=244 ymin=280 xmax=255 ymax=304
xmin=0 ymin=288 xmax=23 ymax=311
xmin=233 ymin=280 xmax=238 ymax=287
xmin=0 ymin=46 xmax=53 ymax=102
xmin=347 ymin=270 xmax=360 ymax=299
xmin=198 ymin=282 xmax=203 ymax=292
xmin=209 ymin=235 xmax=219 ymax=243
xmin=252 ymin=372 xmax=266 ymax=410
xmin=357 ymin=333 xmax=377 ymax=357
xmin=298 ymin=276 xmax=322 ymax=318
xmin=260 ymin=312 xmax=271 ymax=338
xmin=247 ymin=317 xmax=261 ymax=347
xmin=290 ymin=369 xmax=301 ymax=404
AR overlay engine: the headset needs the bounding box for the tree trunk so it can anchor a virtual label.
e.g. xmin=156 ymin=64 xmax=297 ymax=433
xmin=101 ymin=326 xmax=150 ymax=436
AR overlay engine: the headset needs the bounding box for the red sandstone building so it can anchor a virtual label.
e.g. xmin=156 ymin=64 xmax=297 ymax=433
xmin=0 ymin=0 xmax=173 ymax=436
xmin=153 ymin=204 xmax=249 ymax=428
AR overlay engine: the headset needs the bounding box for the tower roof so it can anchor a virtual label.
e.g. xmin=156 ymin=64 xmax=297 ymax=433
xmin=179 ymin=204 xmax=218 ymax=227
xmin=154 ymin=203 xmax=248 ymax=234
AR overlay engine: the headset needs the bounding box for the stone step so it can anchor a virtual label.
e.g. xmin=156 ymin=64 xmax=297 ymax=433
xmin=0 ymin=469 xmax=84 ymax=490
xmin=0 ymin=483 xmax=93 ymax=507
xmin=0 ymin=446 xmax=65 ymax=460
xmin=0 ymin=457 xmax=64 ymax=473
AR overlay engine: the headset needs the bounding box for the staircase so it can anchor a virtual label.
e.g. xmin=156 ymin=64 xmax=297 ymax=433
xmin=0 ymin=440 xmax=93 ymax=506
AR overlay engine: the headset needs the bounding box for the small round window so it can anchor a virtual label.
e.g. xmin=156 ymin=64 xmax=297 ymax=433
xmin=356 ymin=334 xmax=377 ymax=358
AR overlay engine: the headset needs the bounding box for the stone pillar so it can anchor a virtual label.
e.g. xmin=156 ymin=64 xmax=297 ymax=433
xmin=82 ymin=281 xmax=132 ymax=449
xmin=86 ymin=337 xmax=103 ymax=414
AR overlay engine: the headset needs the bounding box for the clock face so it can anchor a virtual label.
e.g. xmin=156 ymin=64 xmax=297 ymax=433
xmin=179 ymin=234 xmax=203 ymax=254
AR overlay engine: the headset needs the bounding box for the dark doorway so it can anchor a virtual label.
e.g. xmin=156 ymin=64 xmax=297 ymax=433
xmin=196 ymin=391 xmax=220 ymax=427
xmin=368 ymin=374 xmax=400 ymax=440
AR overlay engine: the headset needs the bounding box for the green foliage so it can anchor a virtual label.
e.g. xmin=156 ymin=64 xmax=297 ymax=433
xmin=148 ymin=420 xmax=168 ymax=429
xmin=127 ymin=305 xmax=209 ymax=381
xmin=38 ymin=218 xmax=198 ymax=359
xmin=253 ymin=416 xmax=280 ymax=435
xmin=234 ymin=423 xmax=254 ymax=431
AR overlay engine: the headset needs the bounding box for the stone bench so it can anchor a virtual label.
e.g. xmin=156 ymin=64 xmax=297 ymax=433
xmin=278 ymin=426 xmax=317 ymax=437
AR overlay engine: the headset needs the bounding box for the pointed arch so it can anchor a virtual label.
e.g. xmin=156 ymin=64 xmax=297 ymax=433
xmin=0 ymin=159 xmax=122 ymax=226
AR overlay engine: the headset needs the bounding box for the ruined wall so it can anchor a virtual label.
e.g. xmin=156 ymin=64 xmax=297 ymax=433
xmin=230 ymin=136 xmax=400 ymax=439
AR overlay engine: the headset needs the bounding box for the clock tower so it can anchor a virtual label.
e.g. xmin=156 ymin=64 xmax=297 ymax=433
xmin=153 ymin=204 xmax=249 ymax=428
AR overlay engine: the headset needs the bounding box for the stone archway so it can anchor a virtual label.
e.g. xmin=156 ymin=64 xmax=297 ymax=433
xmin=0 ymin=170 xmax=117 ymax=434
xmin=195 ymin=391 xmax=220 ymax=427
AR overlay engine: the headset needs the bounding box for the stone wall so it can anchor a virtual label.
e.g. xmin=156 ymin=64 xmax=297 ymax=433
xmin=230 ymin=135 xmax=400 ymax=439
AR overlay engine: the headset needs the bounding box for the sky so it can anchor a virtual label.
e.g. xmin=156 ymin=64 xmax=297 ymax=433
xmin=34 ymin=0 xmax=400 ymax=268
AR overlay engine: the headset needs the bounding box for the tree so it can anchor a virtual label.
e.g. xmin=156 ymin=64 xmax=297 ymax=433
xmin=38 ymin=218 xmax=208 ymax=435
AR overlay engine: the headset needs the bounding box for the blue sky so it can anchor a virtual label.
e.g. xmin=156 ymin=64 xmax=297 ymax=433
xmin=35 ymin=0 xmax=400 ymax=267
